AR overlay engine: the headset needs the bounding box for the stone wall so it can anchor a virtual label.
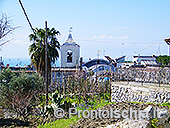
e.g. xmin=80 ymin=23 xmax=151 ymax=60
xmin=114 ymin=68 xmax=170 ymax=84
xmin=111 ymin=82 xmax=170 ymax=103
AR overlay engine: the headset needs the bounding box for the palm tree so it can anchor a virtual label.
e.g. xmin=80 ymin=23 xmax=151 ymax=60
xmin=29 ymin=27 xmax=60 ymax=81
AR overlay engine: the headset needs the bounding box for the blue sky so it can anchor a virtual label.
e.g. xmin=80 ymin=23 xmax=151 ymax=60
xmin=0 ymin=0 xmax=170 ymax=61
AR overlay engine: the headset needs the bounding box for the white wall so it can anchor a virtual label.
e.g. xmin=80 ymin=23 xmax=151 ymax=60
xmin=133 ymin=56 xmax=156 ymax=63
xmin=61 ymin=45 xmax=80 ymax=68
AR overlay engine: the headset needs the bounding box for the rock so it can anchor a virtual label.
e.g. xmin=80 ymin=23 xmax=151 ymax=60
xmin=3 ymin=109 xmax=17 ymax=118
xmin=104 ymin=119 xmax=150 ymax=128
xmin=72 ymin=102 xmax=170 ymax=128
xmin=111 ymin=83 xmax=170 ymax=104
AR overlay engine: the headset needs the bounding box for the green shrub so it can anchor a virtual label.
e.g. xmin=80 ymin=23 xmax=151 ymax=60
xmin=0 ymin=68 xmax=44 ymax=118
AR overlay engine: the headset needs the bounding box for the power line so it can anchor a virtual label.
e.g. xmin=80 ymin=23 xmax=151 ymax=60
xmin=76 ymin=38 xmax=154 ymax=44
xmin=18 ymin=0 xmax=35 ymax=34
xmin=156 ymin=42 xmax=161 ymax=55
xmin=76 ymin=35 xmax=170 ymax=58
xmin=127 ymin=35 xmax=170 ymax=58
xmin=134 ymin=35 xmax=170 ymax=54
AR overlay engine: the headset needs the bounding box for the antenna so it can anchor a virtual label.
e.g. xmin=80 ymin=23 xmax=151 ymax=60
xmin=122 ymin=43 xmax=124 ymax=56
xmin=18 ymin=0 xmax=35 ymax=34
xmin=103 ymin=50 xmax=105 ymax=59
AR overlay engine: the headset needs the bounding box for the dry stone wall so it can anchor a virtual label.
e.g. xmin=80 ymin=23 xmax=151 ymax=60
xmin=111 ymin=82 xmax=170 ymax=103
xmin=114 ymin=68 xmax=170 ymax=84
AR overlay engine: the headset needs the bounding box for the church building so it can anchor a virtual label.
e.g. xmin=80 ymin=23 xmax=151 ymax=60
xmin=60 ymin=28 xmax=80 ymax=68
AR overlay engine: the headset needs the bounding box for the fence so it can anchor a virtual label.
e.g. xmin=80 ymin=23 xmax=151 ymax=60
xmin=51 ymin=67 xmax=170 ymax=93
xmin=50 ymin=70 xmax=111 ymax=103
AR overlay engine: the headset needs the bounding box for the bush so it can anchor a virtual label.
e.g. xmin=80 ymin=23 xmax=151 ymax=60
xmin=0 ymin=68 xmax=44 ymax=119
xmin=156 ymin=55 xmax=170 ymax=66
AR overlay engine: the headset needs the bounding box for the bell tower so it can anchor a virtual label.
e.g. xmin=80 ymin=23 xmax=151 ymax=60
xmin=61 ymin=27 xmax=80 ymax=68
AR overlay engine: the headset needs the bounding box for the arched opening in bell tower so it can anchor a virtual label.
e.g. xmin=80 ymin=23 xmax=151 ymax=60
xmin=67 ymin=50 xmax=73 ymax=63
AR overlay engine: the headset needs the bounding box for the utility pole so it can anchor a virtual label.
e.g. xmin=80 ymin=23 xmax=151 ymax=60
xmin=122 ymin=43 xmax=124 ymax=56
xmin=165 ymin=38 xmax=170 ymax=85
xmin=45 ymin=21 xmax=48 ymax=105
xmin=103 ymin=50 xmax=105 ymax=59
xmin=97 ymin=50 xmax=100 ymax=59
xmin=165 ymin=38 xmax=170 ymax=66
xmin=0 ymin=57 xmax=2 ymax=73
xmin=19 ymin=0 xmax=49 ymax=104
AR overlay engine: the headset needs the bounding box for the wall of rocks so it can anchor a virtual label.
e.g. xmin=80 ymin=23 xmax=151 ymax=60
xmin=111 ymin=82 xmax=170 ymax=103
xmin=114 ymin=68 xmax=170 ymax=84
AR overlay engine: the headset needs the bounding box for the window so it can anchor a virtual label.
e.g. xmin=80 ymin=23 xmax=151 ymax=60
xmin=67 ymin=50 xmax=73 ymax=63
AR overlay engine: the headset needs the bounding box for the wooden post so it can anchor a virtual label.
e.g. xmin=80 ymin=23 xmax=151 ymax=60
xmin=158 ymin=67 xmax=160 ymax=87
xmin=95 ymin=60 xmax=98 ymax=83
xmin=0 ymin=57 xmax=2 ymax=73
xmin=45 ymin=21 xmax=48 ymax=105
xmin=164 ymin=38 xmax=170 ymax=85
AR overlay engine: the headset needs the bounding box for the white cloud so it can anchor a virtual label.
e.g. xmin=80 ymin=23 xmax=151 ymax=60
xmin=92 ymin=35 xmax=128 ymax=40
xmin=108 ymin=36 xmax=113 ymax=39
xmin=114 ymin=36 xmax=128 ymax=39
xmin=12 ymin=39 xmax=29 ymax=44
xmin=99 ymin=35 xmax=106 ymax=39
xmin=92 ymin=35 xmax=97 ymax=39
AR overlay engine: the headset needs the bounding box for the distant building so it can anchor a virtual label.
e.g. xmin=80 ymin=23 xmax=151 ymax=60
xmin=133 ymin=55 xmax=158 ymax=66
xmin=82 ymin=58 xmax=115 ymax=72
xmin=60 ymin=28 xmax=80 ymax=68
xmin=105 ymin=55 xmax=126 ymax=64
xmin=115 ymin=55 xmax=126 ymax=63
xmin=105 ymin=55 xmax=130 ymax=68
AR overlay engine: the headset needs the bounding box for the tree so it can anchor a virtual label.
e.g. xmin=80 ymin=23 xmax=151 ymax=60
xmin=29 ymin=27 xmax=60 ymax=80
xmin=0 ymin=68 xmax=44 ymax=108
xmin=156 ymin=55 xmax=170 ymax=66
xmin=0 ymin=13 xmax=17 ymax=47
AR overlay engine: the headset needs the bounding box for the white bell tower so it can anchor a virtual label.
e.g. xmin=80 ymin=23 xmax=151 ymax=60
xmin=61 ymin=27 xmax=80 ymax=68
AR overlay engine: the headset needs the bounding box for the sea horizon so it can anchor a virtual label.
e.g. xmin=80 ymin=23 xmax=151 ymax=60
xmin=2 ymin=58 xmax=60 ymax=67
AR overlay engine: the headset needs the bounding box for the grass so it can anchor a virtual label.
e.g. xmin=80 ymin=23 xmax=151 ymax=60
xmin=38 ymin=116 xmax=80 ymax=128
xmin=151 ymin=118 xmax=158 ymax=128
xmin=38 ymin=99 xmax=112 ymax=128
xmin=159 ymin=102 xmax=170 ymax=108
xmin=38 ymin=96 xmax=170 ymax=128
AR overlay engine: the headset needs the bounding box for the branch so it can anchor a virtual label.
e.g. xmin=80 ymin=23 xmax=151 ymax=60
xmin=0 ymin=13 xmax=18 ymax=46
xmin=0 ymin=38 xmax=13 ymax=46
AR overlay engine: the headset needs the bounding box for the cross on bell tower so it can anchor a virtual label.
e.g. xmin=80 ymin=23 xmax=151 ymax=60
xmin=69 ymin=27 xmax=73 ymax=33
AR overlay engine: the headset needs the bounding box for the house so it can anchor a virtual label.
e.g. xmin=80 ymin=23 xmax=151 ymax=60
xmin=133 ymin=55 xmax=158 ymax=66
xmin=104 ymin=55 xmax=133 ymax=68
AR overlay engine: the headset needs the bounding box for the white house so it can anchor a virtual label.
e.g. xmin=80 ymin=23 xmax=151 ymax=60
xmin=133 ymin=55 xmax=158 ymax=66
